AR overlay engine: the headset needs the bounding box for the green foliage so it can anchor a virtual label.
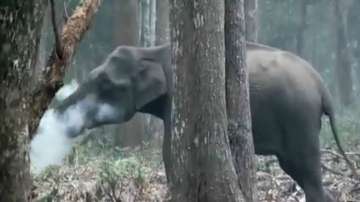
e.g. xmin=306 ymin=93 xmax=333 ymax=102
xmin=33 ymin=142 xmax=163 ymax=201
xmin=65 ymin=132 xmax=123 ymax=165
xmin=37 ymin=165 xmax=62 ymax=183
xmin=34 ymin=166 xmax=63 ymax=202
xmin=98 ymin=157 xmax=150 ymax=187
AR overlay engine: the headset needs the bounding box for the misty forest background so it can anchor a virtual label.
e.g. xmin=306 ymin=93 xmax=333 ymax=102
xmin=29 ymin=0 xmax=360 ymax=201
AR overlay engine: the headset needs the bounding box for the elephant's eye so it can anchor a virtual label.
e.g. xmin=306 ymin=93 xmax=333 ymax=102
xmin=100 ymin=80 xmax=113 ymax=91
xmin=95 ymin=73 xmax=112 ymax=91
xmin=97 ymin=82 xmax=116 ymax=102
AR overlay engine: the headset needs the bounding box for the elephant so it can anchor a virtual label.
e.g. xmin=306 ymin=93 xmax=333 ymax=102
xmin=56 ymin=42 xmax=352 ymax=202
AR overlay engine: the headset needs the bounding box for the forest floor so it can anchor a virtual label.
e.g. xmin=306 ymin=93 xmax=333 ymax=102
xmin=31 ymin=144 xmax=169 ymax=201
xmin=31 ymin=143 xmax=360 ymax=202
xmin=32 ymin=108 xmax=360 ymax=201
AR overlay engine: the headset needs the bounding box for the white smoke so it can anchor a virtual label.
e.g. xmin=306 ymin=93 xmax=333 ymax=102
xmin=30 ymin=81 xmax=83 ymax=174
xmin=96 ymin=103 xmax=120 ymax=121
xmin=30 ymin=80 xmax=121 ymax=174
xmin=30 ymin=109 xmax=77 ymax=174
xmin=55 ymin=80 xmax=79 ymax=101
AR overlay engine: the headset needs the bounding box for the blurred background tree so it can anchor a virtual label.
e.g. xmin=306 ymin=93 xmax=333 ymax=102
xmin=259 ymin=0 xmax=360 ymax=106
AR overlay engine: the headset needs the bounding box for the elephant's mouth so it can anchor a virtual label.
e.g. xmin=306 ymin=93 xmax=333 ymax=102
xmin=86 ymin=102 xmax=124 ymax=129
xmin=59 ymin=95 xmax=124 ymax=138
xmin=30 ymin=94 xmax=124 ymax=173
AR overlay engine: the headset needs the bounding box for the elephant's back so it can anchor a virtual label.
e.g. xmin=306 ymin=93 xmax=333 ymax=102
xmin=246 ymin=43 xmax=324 ymax=105
xmin=246 ymin=43 xmax=326 ymax=155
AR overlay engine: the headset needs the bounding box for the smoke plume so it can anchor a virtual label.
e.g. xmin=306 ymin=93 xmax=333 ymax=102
xmin=30 ymin=81 xmax=81 ymax=174
xmin=30 ymin=80 xmax=121 ymax=174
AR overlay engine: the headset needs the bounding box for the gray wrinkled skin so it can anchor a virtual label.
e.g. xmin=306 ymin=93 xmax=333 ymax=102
xmin=57 ymin=43 xmax=339 ymax=202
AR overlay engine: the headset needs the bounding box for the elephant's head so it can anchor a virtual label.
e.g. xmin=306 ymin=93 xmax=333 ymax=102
xmin=56 ymin=45 xmax=169 ymax=137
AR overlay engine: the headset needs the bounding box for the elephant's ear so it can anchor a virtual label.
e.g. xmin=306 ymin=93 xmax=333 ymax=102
xmin=134 ymin=58 xmax=167 ymax=109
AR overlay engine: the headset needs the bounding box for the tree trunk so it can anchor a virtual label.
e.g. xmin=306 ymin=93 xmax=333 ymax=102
xmin=149 ymin=0 xmax=156 ymax=44
xmin=0 ymin=1 xmax=46 ymax=200
xmin=244 ymin=0 xmax=258 ymax=42
xmin=111 ymin=0 xmax=147 ymax=147
xmin=167 ymin=1 xmax=244 ymax=201
xmin=296 ymin=0 xmax=307 ymax=57
xmin=225 ymin=0 xmax=257 ymax=201
xmin=348 ymin=0 xmax=360 ymax=93
xmin=155 ymin=0 xmax=170 ymax=45
xmin=145 ymin=0 xmax=170 ymax=147
xmin=140 ymin=0 xmax=153 ymax=47
xmin=113 ymin=0 xmax=139 ymax=46
xmin=334 ymin=0 xmax=353 ymax=106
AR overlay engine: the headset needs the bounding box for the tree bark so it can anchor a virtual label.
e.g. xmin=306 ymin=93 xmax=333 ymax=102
xmin=113 ymin=0 xmax=139 ymax=46
xmin=225 ymin=0 xmax=257 ymax=201
xmin=167 ymin=1 xmax=244 ymax=201
xmin=334 ymin=0 xmax=353 ymax=106
xmin=244 ymin=0 xmax=258 ymax=42
xmin=155 ymin=0 xmax=170 ymax=45
xmin=149 ymin=0 xmax=156 ymax=44
xmin=112 ymin=0 xmax=147 ymax=148
xmin=29 ymin=0 xmax=102 ymax=135
xmin=140 ymin=0 xmax=154 ymax=47
xmin=0 ymin=1 xmax=46 ymax=200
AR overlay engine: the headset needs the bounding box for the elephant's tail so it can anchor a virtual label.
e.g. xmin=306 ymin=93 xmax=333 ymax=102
xmin=323 ymin=91 xmax=359 ymax=178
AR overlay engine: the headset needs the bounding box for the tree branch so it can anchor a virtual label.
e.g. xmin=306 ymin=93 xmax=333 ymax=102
xmin=29 ymin=0 xmax=102 ymax=136
xmin=50 ymin=0 xmax=63 ymax=59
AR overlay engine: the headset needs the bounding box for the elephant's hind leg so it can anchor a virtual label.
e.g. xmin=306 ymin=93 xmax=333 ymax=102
xmin=278 ymin=154 xmax=326 ymax=202
xmin=277 ymin=127 xmax=328 ymax=202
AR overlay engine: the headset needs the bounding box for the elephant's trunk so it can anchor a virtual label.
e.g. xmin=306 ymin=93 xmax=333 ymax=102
xmin=56 ymin=91 xmax=123 ymax=138
xmin=55 ymin=85 xmax=95 ymax=137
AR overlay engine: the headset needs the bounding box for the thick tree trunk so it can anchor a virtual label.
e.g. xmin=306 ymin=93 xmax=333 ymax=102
xmin=0 ymin=1 xmax=46 ymax=200
xmin=167 ymin=1 xmax=244 ymax=201
xmin=225 ymin=1 xmax=257 ymax=201
xmin=155 ymin=0 xmax=170 ymax=45
xmin=244 ymin=0 xmax=258 ymax=42
xmin=334 ymin=0 xmax=353 ymax=106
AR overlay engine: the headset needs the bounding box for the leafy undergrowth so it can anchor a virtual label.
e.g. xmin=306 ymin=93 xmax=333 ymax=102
xmin=32 ymin=106 xmax=360 ymax=202
xmin=32 ymin=146 xmax=360 ymax=202
xmin=31 ymin=145 xmax=168 ymax=202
